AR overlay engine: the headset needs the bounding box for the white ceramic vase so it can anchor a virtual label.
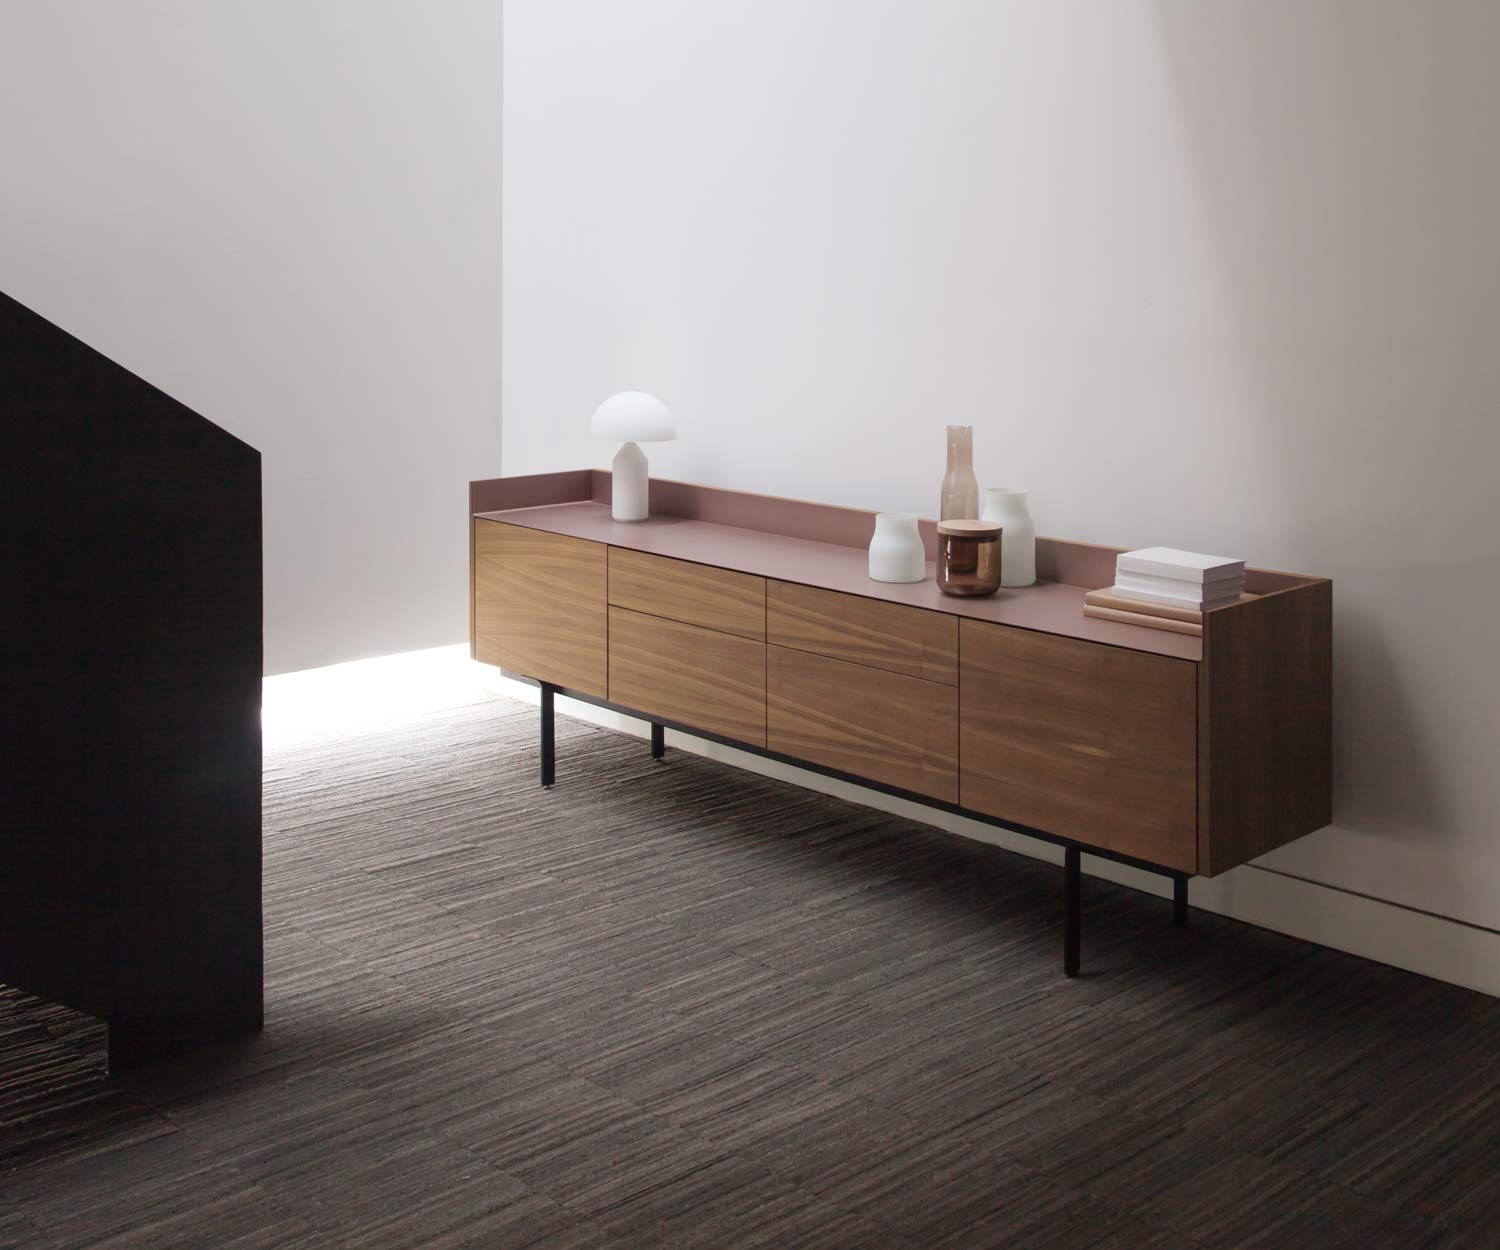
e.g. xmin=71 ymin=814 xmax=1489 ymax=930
xmin=868 ymin=512 xmax=926 ymax=583
xmin=980 ymin=488 xmax=1036 ymax=587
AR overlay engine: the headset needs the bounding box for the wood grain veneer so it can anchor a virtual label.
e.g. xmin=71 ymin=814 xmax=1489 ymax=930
xmin=470 ymin=474 xmax=1335 ymax=880
xmin=767 ymin=581 xmax=958 ymax=685
xmin=473 ymin=520 xmax=607 ymax=697
xmin=959 ymin=620 xmax=1198 ymax=872
xmin=608 ymin=606 xmax=767 ymax=746
xmin=1198 ymin=580 xmax=1333 ymax=876
xmin=768 ymin=646 xmax=958 ymax=802
xmin=608 ymin=548 xmax=766 ymax=641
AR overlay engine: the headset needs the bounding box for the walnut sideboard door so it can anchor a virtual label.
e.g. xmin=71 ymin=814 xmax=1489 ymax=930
xmin=767 ymin=645 xmax=958 ymax=802
xmin=959 ymin=619 xmax=1198 ymax=872
xmin=765 ymin=584 xmax=958 ymax=802
xmin=608 ymin=606 xmax=767 ymax=746
xmin=472 ymin=520 xmax=607 ymax=697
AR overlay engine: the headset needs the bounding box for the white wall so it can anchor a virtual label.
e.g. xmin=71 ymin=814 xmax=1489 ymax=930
xmin=0 ymin=1 xmax=502 ymax=674
xmin=503 ymin=1 xmax=1500 ymax=958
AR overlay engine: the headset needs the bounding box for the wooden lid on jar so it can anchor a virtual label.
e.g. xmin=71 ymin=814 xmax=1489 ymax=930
xmin=936 ymin=518 xmax=1002 ymax=538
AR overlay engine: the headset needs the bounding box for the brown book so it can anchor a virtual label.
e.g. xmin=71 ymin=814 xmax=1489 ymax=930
xmin=1085 ymin=587 xmax=1203 ymax=623
xmin=1083 ymin=603 xmax=1203 ymax=637
xmin=1084 ymin=587 xmax=1259 ymax=623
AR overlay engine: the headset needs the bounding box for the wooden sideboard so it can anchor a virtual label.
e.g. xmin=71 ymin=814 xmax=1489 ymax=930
xmin=470 ymin=470 xmax=1332 ymax=974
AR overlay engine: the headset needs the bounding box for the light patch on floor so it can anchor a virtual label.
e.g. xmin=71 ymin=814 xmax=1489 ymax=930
xmin=261 ymin=643 xmax=505 ymax=748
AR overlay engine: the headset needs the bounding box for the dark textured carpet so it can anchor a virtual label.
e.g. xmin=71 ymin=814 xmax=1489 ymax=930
xmin=3 ymin=690 xmax=1499 ymax=1249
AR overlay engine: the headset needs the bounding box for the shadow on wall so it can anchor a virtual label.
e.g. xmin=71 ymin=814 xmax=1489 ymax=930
xmin=1149 ymin=2 xmax=1500 ymax=900
xmin=1333 ymin=605 xmax=1451 ymax=839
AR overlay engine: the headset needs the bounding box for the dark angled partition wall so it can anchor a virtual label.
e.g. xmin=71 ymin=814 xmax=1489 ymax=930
xmin=1 ymin=290 xmax=263 ymax=1068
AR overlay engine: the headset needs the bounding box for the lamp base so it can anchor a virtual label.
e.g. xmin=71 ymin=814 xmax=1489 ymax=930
xmin=611 ymin=442 xmax=650 ymax=521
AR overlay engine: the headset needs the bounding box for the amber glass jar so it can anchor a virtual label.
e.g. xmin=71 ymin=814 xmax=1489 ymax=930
xmin=937 ymin=519 xmax=1003 ymax=597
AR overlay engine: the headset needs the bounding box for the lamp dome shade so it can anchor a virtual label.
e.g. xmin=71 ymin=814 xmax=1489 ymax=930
xmin=590 ymin=391 xmax=676 ymax=442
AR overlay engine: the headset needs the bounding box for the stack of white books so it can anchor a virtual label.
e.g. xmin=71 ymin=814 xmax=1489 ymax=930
xmin=1113 ymin=547 xmax=1246 ymax=610
xmin=1083 ymin=548 xmax=1250 ymax=636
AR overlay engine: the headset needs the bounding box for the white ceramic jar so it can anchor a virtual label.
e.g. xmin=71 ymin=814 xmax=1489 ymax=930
xmin=868 ymin=512 xmax=926 ymax=583
xmin=980 ymin=488 xmax=1036 ymax=587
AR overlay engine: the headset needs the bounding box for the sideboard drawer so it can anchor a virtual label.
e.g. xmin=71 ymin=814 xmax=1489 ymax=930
xmin=959 ymin=620 xmax=1197 ymax=871
xmin=767 ymin=645 xmax=957 ymax=802
xmin=473 ymin=520 xmax=607 ymax=697
xmin=609 ymin=549 xmax=765 ymax=641
xmin=767 ymin=581 xmax=957 ymax=685
xmin=608 ymin=606 xmax=766 ymax=746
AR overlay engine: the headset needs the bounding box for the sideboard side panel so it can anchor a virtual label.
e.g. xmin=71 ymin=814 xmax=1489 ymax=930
xmin=473 ymin=519 xmax=608 ymax=696
xmin=1199 ymin=580 xmax=1333 ymax=876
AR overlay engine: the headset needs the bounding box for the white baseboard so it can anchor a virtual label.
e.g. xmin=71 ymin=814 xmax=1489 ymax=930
xmin=490 ymin=674 xmax=1500 ymax=1000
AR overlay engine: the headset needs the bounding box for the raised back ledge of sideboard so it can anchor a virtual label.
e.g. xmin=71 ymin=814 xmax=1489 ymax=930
xmin=470 ymin=471 xmax=1328 ymax=664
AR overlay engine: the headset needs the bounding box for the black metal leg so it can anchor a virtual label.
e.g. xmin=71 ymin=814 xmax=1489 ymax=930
xmin=539 ymin=683 xmax=555 ymax=788
xmin=650 ymin=722 xmax=665 ymax=759
xmin=1063 ymin=846 xmax=1081 ymax=977
xmin=1172 ymin=874 xmax=1189 ymax=927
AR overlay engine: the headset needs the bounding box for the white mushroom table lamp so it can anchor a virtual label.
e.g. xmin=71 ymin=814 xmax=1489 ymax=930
xmin=591 ymin=391 xmax=676 ymax=522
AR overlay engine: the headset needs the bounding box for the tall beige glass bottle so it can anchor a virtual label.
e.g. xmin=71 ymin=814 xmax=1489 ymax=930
xmin=940 ymin=425 xmax=980 ymax=520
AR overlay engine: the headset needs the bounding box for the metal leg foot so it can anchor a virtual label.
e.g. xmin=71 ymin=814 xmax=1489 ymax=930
xmin=1172 ymin=874 xmax=1189 ymax=927
xmin=540 ymin=683 xmax=555 ymax=788
xmin=1064 ymin=846 xmax=1081 ymax=977
xmin=650 ymin=722 xmax=665 ymax=759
